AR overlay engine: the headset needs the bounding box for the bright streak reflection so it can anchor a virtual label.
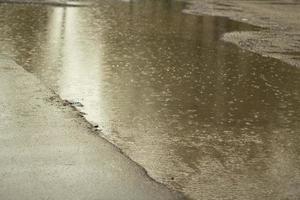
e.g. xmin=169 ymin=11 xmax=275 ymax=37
xmin=48 ymin=7 xmax=108 ymax=128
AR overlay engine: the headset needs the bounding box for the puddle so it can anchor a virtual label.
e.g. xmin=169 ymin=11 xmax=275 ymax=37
xmin=0 ymin=0 xmax=299 ymax=199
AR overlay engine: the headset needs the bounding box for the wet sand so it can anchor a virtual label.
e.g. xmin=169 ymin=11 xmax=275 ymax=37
xmin=183 ymin=0 xmax=300 ymax=67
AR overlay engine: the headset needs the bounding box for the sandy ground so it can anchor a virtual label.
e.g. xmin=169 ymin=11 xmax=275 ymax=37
xmin=183 ymin=0 xmax=300 ymax=68
xmin=0 ymin=55 xmax=186 ymax=200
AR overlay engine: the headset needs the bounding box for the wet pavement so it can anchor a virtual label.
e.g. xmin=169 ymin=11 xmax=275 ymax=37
xmin=0 ymin=55 xmax=184 ymax=200
xmin=0 ymin=0 xmax=299 ymax=199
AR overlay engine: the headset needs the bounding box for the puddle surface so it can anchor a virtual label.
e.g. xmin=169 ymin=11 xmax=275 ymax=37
xmin=0 ymin=0 xmax=299 ymax=199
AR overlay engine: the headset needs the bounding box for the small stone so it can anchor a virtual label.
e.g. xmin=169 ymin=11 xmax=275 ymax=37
xmin=90 ymin=121 xmax=99 ymax=128
xmin=63 ymin=100 xmax=70 ymax=106
xmin=78 ymin=112 xmax=87 ymax=116
xmin=69 ymin=100 xmax=84 ymax=107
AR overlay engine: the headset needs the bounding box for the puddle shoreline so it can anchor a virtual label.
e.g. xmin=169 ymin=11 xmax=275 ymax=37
xmin=183 ymin=0 xmax=300 ymax=68
xmin=50 ymin=95 xmax=191 ymax=200
xmin=0 ymin=55 xmax=187 ymax=200
xmin=1 ymin=54 xmax=191 ymax=199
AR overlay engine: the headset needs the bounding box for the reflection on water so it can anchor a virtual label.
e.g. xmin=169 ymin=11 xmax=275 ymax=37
xmin=0 ymin=0 xmax=299 ymax=199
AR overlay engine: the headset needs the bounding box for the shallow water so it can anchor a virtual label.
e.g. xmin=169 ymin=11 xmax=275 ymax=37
xmin=0 ymin=0 xmax=299 ymax=199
